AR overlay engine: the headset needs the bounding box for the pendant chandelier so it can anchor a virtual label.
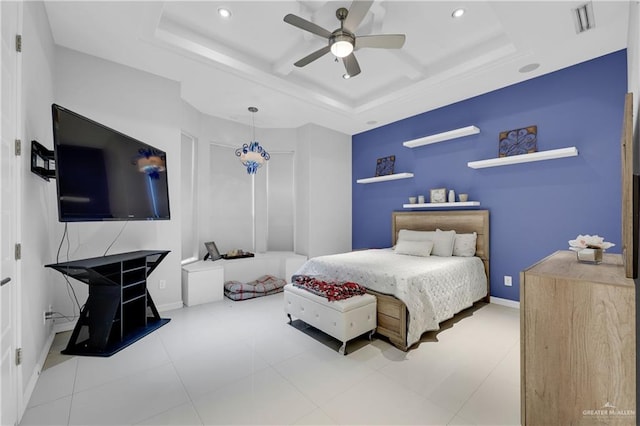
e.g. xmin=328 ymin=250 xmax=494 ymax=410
xmin=235 ymin=107 xmax=270 ymax=174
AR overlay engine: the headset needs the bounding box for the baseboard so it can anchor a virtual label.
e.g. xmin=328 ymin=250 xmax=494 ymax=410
xmin=20 ymin=329 xmax=56 ymax=420
xmin=53 ymin=320 xmax=77 ymax=334
xmin=490 ymin=296 xmax=520 ymax=309
xmin=157 ymin=301 xmax=184 ymax=312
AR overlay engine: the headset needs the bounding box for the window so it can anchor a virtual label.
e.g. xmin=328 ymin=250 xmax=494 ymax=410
xmin=267 ymin=152 xmax=294 ymax=251
xmin=180 ymin=132 xmax=197 ymax=263
xmin=209 ymin=144 xmax=254 ymax=252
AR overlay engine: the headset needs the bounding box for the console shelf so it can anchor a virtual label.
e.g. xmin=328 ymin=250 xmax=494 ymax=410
xmin=46 ymin=250 xmax=170 ymax=357
xmin=467 ymin=147 xmax=578 ymax=169
xmin=403 ymin=201 xmax=480 ymax=209
xmin=356 ymin=172 xmax=414 ymax=184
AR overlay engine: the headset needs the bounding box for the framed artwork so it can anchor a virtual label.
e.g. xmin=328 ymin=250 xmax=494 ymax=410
xmin=430 ymin=188 xmax=447 ymax=203
xmin=204 ymin=241 xmax=222 ymax=261
xmin=499 ymin=125 xmax=537 ymax=157
xmin=375 ymin=155 xmax=395 ymax=176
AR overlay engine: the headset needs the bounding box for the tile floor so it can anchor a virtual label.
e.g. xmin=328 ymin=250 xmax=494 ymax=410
xmin=20 ymin=294 xmax=520 ymax=425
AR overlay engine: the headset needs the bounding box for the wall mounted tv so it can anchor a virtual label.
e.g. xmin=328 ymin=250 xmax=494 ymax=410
xmin=52 ymin=104 xmax=170 ymax=222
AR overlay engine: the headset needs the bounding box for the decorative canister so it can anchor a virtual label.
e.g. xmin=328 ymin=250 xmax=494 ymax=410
xmin=448 ymin=189 xmax=455 ymax=203
xmin=576 ymin=248 xmax=603 ymax=264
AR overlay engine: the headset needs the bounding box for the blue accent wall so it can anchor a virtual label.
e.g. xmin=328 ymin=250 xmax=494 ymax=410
xmin=352 ymin=50 xmax=628 ymax=301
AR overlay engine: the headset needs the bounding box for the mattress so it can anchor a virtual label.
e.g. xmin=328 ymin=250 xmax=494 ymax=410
xmin=293 ymin=249 xmax=487 ymax=347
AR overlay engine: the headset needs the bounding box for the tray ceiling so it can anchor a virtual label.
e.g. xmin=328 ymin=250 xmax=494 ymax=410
xmin=44 ymin=1 xmax=630 ymax=134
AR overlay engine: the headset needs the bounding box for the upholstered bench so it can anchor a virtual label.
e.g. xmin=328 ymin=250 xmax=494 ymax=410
xmin=283 ymin=283 xmax=377 ymax=355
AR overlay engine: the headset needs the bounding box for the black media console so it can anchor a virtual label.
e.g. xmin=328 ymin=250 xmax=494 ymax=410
xmin=46 ymin=250 xmax=171 ymax=356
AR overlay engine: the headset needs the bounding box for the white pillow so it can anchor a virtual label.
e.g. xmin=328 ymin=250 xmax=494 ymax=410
xmin=453 ymin=232 xmax=477 ymax=257
xmin=395 ymin=239 xmax=434 ymax=257
xmin=397 ymin=229 xmax=432 ymax=242
xmin=397 ymin=229 xmax=455 ymax=257
xmin=431 ymin=229 xmax=456 ymax=256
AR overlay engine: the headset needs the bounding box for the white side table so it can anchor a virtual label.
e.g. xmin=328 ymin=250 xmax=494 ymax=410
xmin=181 ymin=261 xmax=224 ymax=306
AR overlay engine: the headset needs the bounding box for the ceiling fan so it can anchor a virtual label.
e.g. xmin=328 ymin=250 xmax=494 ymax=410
xmin=283 ymin=1 xmax=406 ymax=78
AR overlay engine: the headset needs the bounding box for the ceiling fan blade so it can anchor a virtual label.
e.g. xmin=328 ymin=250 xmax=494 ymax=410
xmin=343 ymin=0 xmax=373 ymax=33
xmin=284 ymin=14 xmax=332 ymax=39
xmin=343 ymin=54 xmax=361 ymax=77
xmin=294 ymin=45 xmax=331 ymax=67
xmin=356 ymin=34 xmax=406 ymax=49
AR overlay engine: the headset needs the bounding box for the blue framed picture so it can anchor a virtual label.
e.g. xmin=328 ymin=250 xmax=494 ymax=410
xmin=375 ymin=155 xmax=395 ymax=176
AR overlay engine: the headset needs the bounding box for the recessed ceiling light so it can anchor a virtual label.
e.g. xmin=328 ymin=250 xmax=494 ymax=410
xmin=519 ymin=63 xmax=540 ymax=73
xmin=366 ymin=120 xmax=378 ymax=125
xmin=217 ymin=7 xmax=232 ymax=19
xmin=342 ymin=73 xmax=351 ymax=79
xmin=451 ymin=8 xmax=465 ymax=18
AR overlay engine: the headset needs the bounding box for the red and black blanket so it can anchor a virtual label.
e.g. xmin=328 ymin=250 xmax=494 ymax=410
xmin=292 ymin=275 xmax=367 ymax=301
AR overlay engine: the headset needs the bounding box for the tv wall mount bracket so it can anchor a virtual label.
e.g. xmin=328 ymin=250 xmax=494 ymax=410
xmin=31 ymin=140 xmax=55 ymax=181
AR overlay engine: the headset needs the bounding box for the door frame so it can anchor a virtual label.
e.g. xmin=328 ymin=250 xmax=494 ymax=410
xmin=0 ymin=1 xmax=23 ymax=425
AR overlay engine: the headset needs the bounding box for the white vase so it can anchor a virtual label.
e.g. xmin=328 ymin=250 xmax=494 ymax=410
xmin=448 ymin=189 xmax=455 ymax=203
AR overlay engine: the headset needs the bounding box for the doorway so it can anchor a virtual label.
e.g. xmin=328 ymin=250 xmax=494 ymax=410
xmin=1 ymin=2 xmax=23 ymax=425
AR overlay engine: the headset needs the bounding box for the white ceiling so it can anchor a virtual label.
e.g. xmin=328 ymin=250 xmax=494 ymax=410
xmin=43 ymin=1 xmax=630 ymax=135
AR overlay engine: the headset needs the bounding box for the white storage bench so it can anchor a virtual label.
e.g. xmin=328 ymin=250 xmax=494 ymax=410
xmin=283 ymin=283 xmax=377 ymax=355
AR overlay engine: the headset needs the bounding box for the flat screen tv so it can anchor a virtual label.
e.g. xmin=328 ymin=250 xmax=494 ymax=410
xmin=52 ymin=104 xmax=170 ymax=222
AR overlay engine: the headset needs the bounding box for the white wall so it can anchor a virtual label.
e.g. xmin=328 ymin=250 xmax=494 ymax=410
xmin=297 ymin=123 xmax=352 ymax=258
xmin=294 ymin=133 xmax=310 ymax=256
xmin=52 ymin=47 xmax=183 ymax=312
xmin=20 ymin=0 xmax=57 ymax=411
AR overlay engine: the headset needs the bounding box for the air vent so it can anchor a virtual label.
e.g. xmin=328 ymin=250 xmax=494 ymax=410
xmin=573 ymin=2 xmax=595 ymax=33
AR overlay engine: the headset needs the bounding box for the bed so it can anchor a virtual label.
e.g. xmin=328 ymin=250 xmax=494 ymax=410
xmin=294 ymin=210 xmax=490 ymax=350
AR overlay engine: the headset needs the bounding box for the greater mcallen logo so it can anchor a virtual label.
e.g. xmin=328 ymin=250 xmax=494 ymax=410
xmin=583 ymin=402 xmax=635 ymax=417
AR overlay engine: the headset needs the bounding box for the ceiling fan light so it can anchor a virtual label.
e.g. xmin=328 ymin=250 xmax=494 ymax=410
xmin=331 ymin=38 xmax=354 ymax=58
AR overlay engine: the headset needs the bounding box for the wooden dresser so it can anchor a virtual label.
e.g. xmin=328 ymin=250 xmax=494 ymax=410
xmin=520 ymin=250 xmax=636 ymax=425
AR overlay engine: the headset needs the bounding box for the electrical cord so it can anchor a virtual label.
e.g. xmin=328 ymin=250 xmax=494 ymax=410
xmin=56 ymin=223 xmax=81 ymax=318
xmin=103 ymin=220 xmax=128 ymax=256
xmin=55 ymin=222 xmax=66 ymax=262
xmin=52 ymin=220 xmax=128 ymax=322
xmin=45 ymin=311 xmax=76 ymax=322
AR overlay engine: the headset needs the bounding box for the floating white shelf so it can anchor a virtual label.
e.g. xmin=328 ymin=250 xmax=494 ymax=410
xmin=403 ymin=125 xmax=480 ymax=148
xmin=403 ymin=201 xmax=481 ymax=209
xmin=467 ymin=147 xmax=578 ymax=169
xmin=356 ymin=172 xmax=414 ymax=184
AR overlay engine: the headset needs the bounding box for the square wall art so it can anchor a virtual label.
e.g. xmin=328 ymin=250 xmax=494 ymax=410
xmin=499 ymin=125 xmax=537 ymax=157
xmin=375 ymin=155 xmax=395 ymax=176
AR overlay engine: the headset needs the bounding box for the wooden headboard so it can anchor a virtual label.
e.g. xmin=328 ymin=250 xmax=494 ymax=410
xmin=392 ymin=210 xmax=490 ymax=301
